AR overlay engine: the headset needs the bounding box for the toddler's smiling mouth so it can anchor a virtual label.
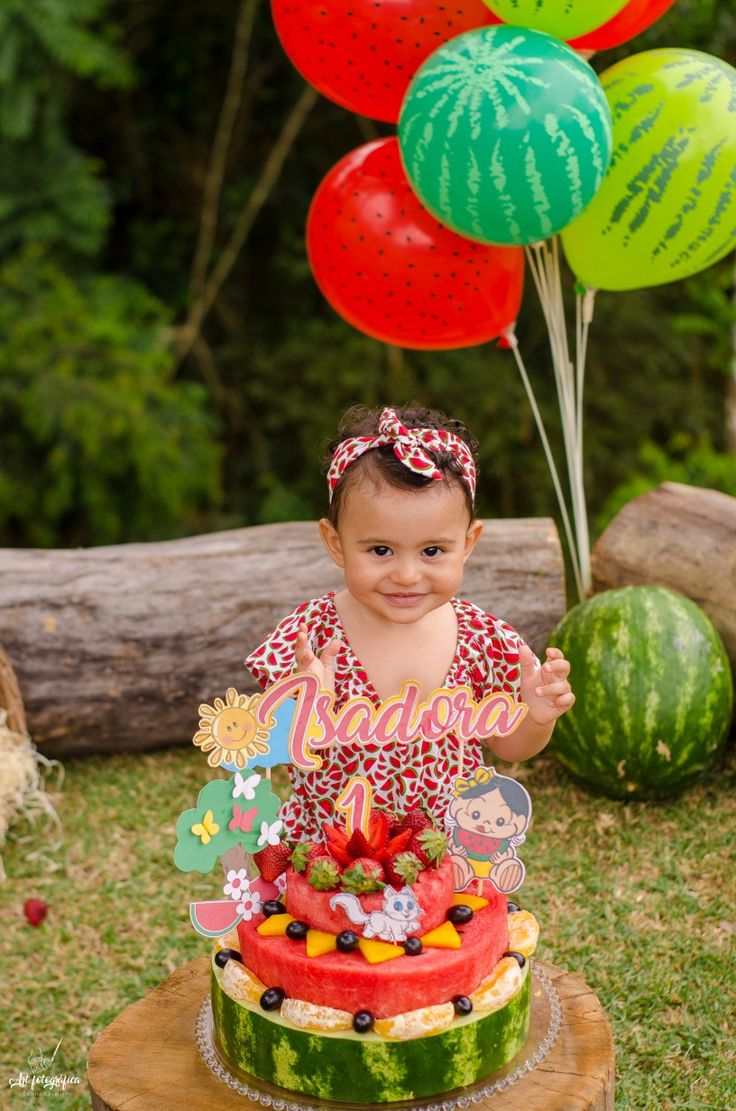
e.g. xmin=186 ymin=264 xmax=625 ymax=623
xmin=383 ymin=592 xmax=426 ymax=604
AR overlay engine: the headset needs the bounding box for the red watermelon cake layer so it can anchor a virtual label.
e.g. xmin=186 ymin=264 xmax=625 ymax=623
xmin=285 ymin=858 xmax=455 ymax=935
xmin=237 ymin=884 xmax=508 ymax=1018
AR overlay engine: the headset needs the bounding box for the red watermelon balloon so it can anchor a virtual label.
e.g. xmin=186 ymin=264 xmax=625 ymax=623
xmin=569 ymin=0 xmax=676 ymax=51
xmin=307 ymin=138 xmax=524 ymax=350
xmin=271 ymin=0 xmax=499 ymax=123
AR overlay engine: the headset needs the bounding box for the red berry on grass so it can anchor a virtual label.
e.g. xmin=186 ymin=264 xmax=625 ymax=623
xmin=24 ymin=899 xmax=48 ymax=927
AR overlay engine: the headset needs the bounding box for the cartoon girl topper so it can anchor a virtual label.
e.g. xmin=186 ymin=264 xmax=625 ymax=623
xmin=446 ymin=766 xmax=532 ymax=895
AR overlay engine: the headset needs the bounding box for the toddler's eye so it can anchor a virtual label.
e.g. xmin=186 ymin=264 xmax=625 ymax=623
xmin=422 ymin=546 xmax=443 ymax=557
xmin=369 ymin=545 xmax=392 ymax=557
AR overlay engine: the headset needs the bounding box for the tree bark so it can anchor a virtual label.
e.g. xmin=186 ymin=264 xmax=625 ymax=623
xmin=0 ymin=519 xmax=564 ymax=758
xmin=591 ymin=481 xmax=736 ymax=667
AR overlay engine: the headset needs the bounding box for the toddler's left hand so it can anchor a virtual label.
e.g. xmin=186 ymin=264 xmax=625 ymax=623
xmin=519 ymin=645 xmax=575 ymax=726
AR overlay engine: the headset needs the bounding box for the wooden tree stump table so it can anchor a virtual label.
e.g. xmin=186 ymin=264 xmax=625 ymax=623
xmin=87 ymin=958 xmax=615 ymax=1111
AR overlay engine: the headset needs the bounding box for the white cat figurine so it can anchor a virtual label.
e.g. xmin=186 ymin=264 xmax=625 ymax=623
xmin=329 ymin=885 xmax=424 ymax=943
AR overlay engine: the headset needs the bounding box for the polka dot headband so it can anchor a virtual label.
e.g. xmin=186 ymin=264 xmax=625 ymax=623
xmin=327 ymin=407 xmax=476 ymax=502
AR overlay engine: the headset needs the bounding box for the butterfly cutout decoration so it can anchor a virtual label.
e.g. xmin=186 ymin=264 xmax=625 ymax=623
xmin=232 ymin=772 xmax=260 ymax=801
xmin=229 ymin=804 xmax=258 ymax=833
xmin=257 ymin=818 xmax=284 ymax=847
xmin=191 ymin=809 xmax=219 ymax=845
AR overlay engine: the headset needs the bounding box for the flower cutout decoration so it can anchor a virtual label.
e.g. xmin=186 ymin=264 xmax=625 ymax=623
xmin=235 ymin=882 xmax=263 ymax=922
xmin=223 ymin=868 xmax=250 ymax=901
xmin=274 ymin=873 xmax=287 ymax=896
xmin=257 ymin=819 xmax=284 ymax=848
xmin=233 ymin=771 xmax=261 ymax=800
xmin=229 ymin=804 xmax=258 ymax=833
xmin=193 ymin=688 xmax=271 ymax=770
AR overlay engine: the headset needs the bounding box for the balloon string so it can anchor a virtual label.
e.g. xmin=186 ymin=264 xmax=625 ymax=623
xmin=525 ymin=241 xmax=593 ymax=599
xmin=525 ymin=244 xmax=583 ymax=594
xmin=502 ymin=328 xmax=584 ymax=601
xmin=550 ymin=239 xmax=590 ymax=597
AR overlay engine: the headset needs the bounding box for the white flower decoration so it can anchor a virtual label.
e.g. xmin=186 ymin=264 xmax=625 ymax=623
xmin=232 ymin=771 xmax=260 ymax=801
xmin=257 ymin=818 xmax=284 ymax=848
xmin=274 ymin=873 xmax=288 ymax=896
xmin=235 ymin=882 xmax=262 ymax=922
xmin=223 ymin=867 xmax=249 ymax=902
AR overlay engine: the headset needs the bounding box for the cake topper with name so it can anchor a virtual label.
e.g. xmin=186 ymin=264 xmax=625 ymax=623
xmin=175 ymin=676 xmax=534 ymax=935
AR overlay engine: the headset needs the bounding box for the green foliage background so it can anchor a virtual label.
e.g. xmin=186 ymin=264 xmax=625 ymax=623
xmin=0 ymin=0 xmax=734 ymax=547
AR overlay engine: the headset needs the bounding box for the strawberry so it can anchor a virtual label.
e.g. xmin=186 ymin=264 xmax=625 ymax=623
xmin=341 ymin=858 xmax=385 ymax=894
xmin=384 ymin=852 xmax=422 ymax=887
xmin=397 ymin=807 xmax=433 ymax=836
xmin=346 ymin=829 xmax=372 ymax=858
xmin=253 ymin=841 xmax=292 ymax=882
xmin=409 ymin=828 xmax=448 ymax=868
xmin=366 ymin=810 xmax=389 ymax=853
xmin=290 ymin=841 xmax=320 ymax=873
xmin=23 ymin=898 xmax=48 ymax=927
xmin=307 ymin=856 xmax=341 ymax=891
xmin=377 ymin=807 xmax=400 ymax=834
xmin=323 ymin=822 xmax=353 ymax=867
xmin=384 ymin=828 xmax=414 ymax=856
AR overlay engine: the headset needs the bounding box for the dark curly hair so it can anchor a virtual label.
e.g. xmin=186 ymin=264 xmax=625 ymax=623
xmin=323 ymin=404 xmax=479 ymax=527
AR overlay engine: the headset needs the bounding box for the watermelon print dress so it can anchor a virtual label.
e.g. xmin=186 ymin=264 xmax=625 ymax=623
xmin=245 ymin=592 xmax=534 ymax=842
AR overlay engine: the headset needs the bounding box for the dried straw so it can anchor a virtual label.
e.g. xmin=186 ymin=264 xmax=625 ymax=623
xmin=0 ymin=643 xmax=63 ymax=880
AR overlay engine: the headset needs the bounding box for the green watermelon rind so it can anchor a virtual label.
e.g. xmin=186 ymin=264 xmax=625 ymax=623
xmin=211 ymin=961 xmax=531 ymax=1102
xmin=551 ymin=586 xmax=734 ymax=800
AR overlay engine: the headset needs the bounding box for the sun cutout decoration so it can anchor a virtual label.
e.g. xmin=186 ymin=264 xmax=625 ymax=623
xmin=193 ymin=688 xmax=271 ymax=769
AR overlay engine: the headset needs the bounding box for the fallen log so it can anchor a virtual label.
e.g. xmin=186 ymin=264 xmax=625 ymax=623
xmin=0 ymin=519 xmax=564 ymax=757
xmin=591 ymin=482 xmax=736 ymax=667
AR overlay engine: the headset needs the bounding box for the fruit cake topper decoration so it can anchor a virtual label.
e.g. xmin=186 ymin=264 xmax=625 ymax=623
xmin=446 ymin=767 xmax=532 ymax=894
xmin=176 ymin=676 xmax=533 ymax=937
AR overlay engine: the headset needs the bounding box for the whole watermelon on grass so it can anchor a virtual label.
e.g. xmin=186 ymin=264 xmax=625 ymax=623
xmin=550 ymin=587 xmax=733 ymax=800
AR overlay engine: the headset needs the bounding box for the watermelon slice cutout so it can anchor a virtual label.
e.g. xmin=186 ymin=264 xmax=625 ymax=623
xmin=190 ymin=899 xmax=243 ymax=938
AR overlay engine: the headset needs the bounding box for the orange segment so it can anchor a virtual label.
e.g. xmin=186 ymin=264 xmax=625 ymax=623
xmin=306 ymin=929 xmax=338 ymax=958
xmin=450 ymin=892 xmax=488 ymax=910
xmin=213 ymin=929 xmax=241 ymax=953
xmin=420 ymin=921 xmax=462 ymax=949
xmin=256 ymin=913 xmax=294 ymax=937
xmin=507 ymin=910 xmax=539 ymax=957
xmin=358 ymin=937 xmax=404 ymax=964
xmin=221 ymin=961 xmax=266 ymax=1004
xmin=375 ymin=1002 xmax=455 ymax=1041
xmin=281 ymin=998 xmax=353 ymax=1031
xmin=470 ymin=956 xmax=524 ymax=1012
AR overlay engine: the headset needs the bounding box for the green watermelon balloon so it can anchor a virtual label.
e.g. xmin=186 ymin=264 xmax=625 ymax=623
xmin=399 ymin=26 xmax=612 ymax=247
xmin=561 ymin=50 xmax=736 ymax=291
xmin=550 ymin=586 xmax=733 ymax=800
xmin=483 ymin=0 xmax=629 ymax=40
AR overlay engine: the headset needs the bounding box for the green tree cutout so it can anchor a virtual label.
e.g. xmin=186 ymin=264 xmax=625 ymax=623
xmin=174 ymin=775 xmax=281 ymax=875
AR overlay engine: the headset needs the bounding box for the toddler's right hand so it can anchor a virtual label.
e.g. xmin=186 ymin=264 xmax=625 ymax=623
xmin=295 ymin=622 xmax=340 ymax=694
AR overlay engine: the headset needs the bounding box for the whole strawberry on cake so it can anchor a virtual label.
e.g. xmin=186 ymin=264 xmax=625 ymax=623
xmin=210 ymin=804 xmax=539 ymax=1103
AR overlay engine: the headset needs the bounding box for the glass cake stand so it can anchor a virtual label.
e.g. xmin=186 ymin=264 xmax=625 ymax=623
xmin=196 ymin=962 xmax=562 ymax=1111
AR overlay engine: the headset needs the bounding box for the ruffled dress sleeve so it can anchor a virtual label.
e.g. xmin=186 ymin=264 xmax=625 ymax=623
xmin=244 ymin=594 xmax=338 ymax=689
xmin=454 ymin=600 xmax=541 ymax=700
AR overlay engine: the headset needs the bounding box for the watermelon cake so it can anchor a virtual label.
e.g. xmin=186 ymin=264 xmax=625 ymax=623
xmin=208 ymin=806 xmax=540 ymax=1103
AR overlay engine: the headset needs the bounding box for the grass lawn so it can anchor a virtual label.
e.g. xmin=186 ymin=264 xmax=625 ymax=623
xmin=1 ymin=744 xmax=734 ymax=1110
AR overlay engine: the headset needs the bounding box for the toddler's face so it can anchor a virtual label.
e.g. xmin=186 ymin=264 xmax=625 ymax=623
xmin=320 ymin=477 xmax=482 ymax=625
xmin=453 ymin=788 xmax=526 ymax=839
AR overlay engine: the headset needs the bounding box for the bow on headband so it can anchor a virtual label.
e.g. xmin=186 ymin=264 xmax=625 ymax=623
xmin=327 ymin=408 xmax=476 ymax=501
